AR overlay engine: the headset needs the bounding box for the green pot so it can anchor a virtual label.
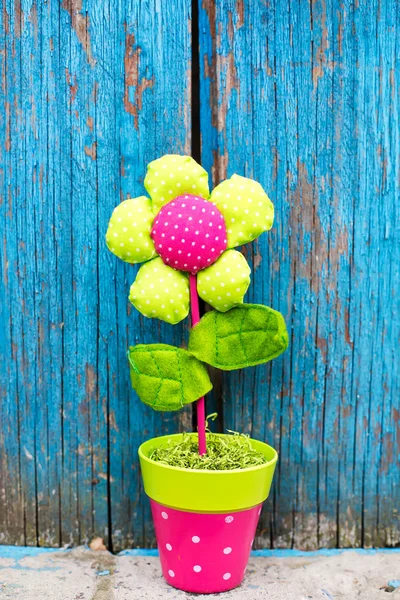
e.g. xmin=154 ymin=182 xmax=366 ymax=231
xmin=138 ymin=433 xmax=278 ymax=512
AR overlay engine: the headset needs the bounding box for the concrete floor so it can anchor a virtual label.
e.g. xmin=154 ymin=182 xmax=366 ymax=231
xmin=0 ymin=546 xmax=399 ymax=599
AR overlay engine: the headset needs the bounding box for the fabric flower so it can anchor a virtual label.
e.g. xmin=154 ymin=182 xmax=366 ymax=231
xmin=106 ymin=154 xmax=274 ymax=324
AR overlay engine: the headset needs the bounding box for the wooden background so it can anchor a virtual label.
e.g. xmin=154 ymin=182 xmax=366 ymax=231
xmin=0 ymin=0 xmax=399 ymax=551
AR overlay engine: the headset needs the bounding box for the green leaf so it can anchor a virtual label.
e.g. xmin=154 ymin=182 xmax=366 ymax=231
xmin=188 ymin=304 xmax=289 ymax=370
xmin=128 ymin=344 xmax=213 ymax=411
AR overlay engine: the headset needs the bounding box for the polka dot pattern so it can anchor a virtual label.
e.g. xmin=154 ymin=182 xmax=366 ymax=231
xmin=105 ymin=156 xmax=276 ymax=325
xmin=197 ymin=250 xmax=251 ymax=312
xmin=150 ymin=500 xmax=263 ymax=594
xmin=129 ymin=257 xmax=189 ymax=324
xmin=209 ymin=174 xmax=274 ymax=249
xmin=105 ymin=196 xmax=157 ymax=263
xmin=151 ymin=195 xmax=227 ymax=273
xmin=144 ymin=154 xmax=210 ymax=214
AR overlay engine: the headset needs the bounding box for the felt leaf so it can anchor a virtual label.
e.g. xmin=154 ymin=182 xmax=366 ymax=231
xmin=197 ymin=249 xmax=251 ymax=312
xmin=209 ymin=174 xmax=274 ymax=248
xmin=129 ymin=257 xmax=189 ymax=324
xmin=128 ymin=344 xmax=213 ymax=411
xmin=188 ymin=304 xmax=288 ymax=370
xmin=144 ymin=154 xmax=210 ymax=214
xmin=105 ymin=197 xmax=157 ymax=263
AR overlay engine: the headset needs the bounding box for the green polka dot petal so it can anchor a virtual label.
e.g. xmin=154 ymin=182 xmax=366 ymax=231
xmin=144 ymin=154 xmax=210 ymax=214
xmin=129 ymin=257 xmax=190 ymax=324
xmin=106 ymin=155 xmax=276 ymax=325
xmin=197 ymin=250 xmax=251 ymax=312
xmin=105 ymin=197 xmax=157 ymax=264
xmin=209 ymin=174 xmax=274 ymax=249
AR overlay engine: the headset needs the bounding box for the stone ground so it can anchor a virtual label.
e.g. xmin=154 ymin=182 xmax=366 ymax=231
xmin=0 ymin=546 xmax=399 ymax=599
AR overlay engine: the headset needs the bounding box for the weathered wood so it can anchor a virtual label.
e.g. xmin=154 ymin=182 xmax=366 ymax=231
xmin=0 ymin=0 xmax=399 ymax=551
xmin=199 ymin=0 xmax=400 ymax=548
xmin=0 ymin=0 xmax=192 ymax=551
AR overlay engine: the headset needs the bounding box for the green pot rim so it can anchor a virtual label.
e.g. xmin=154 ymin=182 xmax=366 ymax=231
xmin=139 ymin=432 xmax=278 ymax=474
xmin=139 ymin=433 xmax=278 ymax=512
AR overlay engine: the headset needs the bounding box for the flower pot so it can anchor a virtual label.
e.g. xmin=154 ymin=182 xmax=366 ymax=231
xmin=139 ymin=433 xmax=277 ymax=594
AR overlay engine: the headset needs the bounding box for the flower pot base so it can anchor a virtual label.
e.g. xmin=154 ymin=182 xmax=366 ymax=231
xmin=151 ymin=499 xmax=262 ymax=594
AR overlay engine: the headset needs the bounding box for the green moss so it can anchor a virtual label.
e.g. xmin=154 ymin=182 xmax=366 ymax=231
xmin=148 ymin=416 xmax=268 ymax=471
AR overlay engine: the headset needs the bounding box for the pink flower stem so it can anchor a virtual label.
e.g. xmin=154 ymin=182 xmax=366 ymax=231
xmin=189 ymin=273 xmax=207 ymax=456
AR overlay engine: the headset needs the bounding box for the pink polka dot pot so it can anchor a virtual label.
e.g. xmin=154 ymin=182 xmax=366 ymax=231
xmin=151 ymin=500 xmax=261 ymax=594
xmin=139 ymin=432 xmax=278 ymax=594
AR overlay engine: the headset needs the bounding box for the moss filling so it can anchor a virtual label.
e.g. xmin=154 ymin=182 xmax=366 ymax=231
xmin=148 ymin=416 xmax=268 ymax=471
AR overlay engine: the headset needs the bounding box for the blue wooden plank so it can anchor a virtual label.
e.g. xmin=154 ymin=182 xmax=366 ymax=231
xmin=0 ymin=0 xmax=24 ymax=544
xmin=0 ymin=0 xmax=26 ymax=546
xmin=109 ymin=0 xmax=193 ymax=550
xmin=2 ymin=0 xmax=39 ymax=546
xmin=0 ymin=0 xmax=193 ymax=550
xmin=199 ymin=0 xmax=400 ymax=549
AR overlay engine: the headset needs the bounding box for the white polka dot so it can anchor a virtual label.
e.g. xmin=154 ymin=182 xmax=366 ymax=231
xmin=161 ymin=511 xmax=168 ymax=520
xmin=166 ymin=543 xmax=172 ymax=551
xmin=225 ymin=516 xmax=234 ymax=523
xmin=192 ymin=535 xmax=200 ymax=543
xmin=223 ymin=573 xmax=231 ymax=580
xmin=168 ymin=569 xmax=175 ymax=578
xmin=193 ymin=565 xmax=202 ymax=573
xmin=223 ymin=547 xmax=232 ymax=554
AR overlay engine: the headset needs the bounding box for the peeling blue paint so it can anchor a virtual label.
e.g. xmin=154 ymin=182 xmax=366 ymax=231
xmin=0 ymin=0 xmax=399 ymax=552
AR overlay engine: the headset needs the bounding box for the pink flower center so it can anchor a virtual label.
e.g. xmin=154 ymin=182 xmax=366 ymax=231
xmin=151 ymin=195 xmax=227 ymax=274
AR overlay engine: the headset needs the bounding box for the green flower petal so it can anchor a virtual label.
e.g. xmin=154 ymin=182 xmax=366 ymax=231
xmin=106 ymin=197 xmax=157 ymax=264
xmin=197 ymin=250 xmax=251 ymax=312
xmin=129 ymin=257 xmax=189 ymax=324
xmin=209 ymin=174 xmax=274 ymax=248
xmin=144 ymin=154 xmax=210 ymax=214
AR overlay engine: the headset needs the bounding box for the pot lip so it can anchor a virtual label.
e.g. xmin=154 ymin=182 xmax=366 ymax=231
xmin=138 ymin=432 xmax=278 ymax=475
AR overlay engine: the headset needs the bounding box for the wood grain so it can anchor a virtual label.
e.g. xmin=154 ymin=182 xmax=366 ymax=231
xmin=0 ymin=0 xmax=192 ymax=551
xmin=199 ymin=0 xmax=400 ymax=549
xmin=0 ymin=0 xmax=399 ymax=550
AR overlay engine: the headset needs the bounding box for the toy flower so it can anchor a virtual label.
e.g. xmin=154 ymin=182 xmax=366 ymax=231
xmin=106 ymin=154 xmax=274 ymax=324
